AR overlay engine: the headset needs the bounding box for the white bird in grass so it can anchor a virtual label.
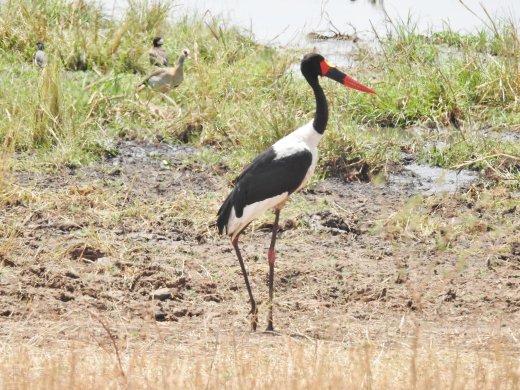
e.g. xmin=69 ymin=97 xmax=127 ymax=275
xmin=216 ymin=52 xmax=376 ymax=332
xmin=149 ymin=36 xmax=168 ymax=67
xmin=34 ymin=42 xmax=46 ymax=69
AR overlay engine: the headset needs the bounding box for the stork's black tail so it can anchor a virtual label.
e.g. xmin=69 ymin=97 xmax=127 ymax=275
xmin=216 ymin=190 xmax=235 ymax=235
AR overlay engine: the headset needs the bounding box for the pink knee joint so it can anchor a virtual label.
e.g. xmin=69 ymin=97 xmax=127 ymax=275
xmin=268 ymin=248 xmax=275 ymax=265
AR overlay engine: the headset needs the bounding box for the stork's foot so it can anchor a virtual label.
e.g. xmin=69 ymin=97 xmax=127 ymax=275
xmin=250 ymin=306 xmax=258 ymax=331
xmin=266 ymin=322 xmax=274 ymax=332
xmin=262 ymin=326 xmax=281 ymax=336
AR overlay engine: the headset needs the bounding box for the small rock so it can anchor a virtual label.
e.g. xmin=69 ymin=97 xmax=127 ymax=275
xmin=151 ymin=288 xmax=172 ymax=301
xmin=97 ymin=257 xmax=117 ymax=268
xmin=174 ymin=308 xmax=188 ymax=317
xmin=444 ymin=288 xmax=456 ymax=302
xmin=57 ymin=222 xmax=81 ymax=232
xmin=0 ymin=254 xmax=15 ymax=267
xmin=64 ymin=270 xmax=80 ymax=279
xmin=406 ymin=299 xmax=417 ymax=310
xmin=58 ymin=292 xmax=75 ymax=302
xmin=512 ymin=242 xmax=520 ymax=257
xmin=69 ymin=245 xmax=106 ymax=261
xmin=29 ymin=266 xmax=46 ymax=276
xmin=155 ymin=311 xmax=166 ymax=321
xmin=203 ymin=294 xmax=222 ymax=303
xmin=195 ymin=233 xmax=206 ymax=244
xmin=503 ymin=206 xmax=516 ymax=215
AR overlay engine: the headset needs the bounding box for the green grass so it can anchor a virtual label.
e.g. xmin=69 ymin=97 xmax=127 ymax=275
xmin=0 ymin=0 xmax=518 ymax=188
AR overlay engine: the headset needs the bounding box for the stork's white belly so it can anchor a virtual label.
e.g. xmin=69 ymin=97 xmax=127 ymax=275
xmin=227 ymin=192 xmax=289 ymax=239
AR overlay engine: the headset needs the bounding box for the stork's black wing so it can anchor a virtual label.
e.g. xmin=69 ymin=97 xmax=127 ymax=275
xmin=216 ymin=147 xmax=312 ymax=234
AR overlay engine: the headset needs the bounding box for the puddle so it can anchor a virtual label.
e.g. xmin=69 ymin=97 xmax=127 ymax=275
xmin=110 ymin=140 xmax=195 ymax=166
xmin=416 ymin=126 xmax=520 ymax=144
xmin=481 ymin=130 xmax=520 ymax=143
xmin=391 ymin=163 xmax=478 ymax=195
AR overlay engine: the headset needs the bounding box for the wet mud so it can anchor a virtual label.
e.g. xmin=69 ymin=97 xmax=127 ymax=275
xmin=0 ymin=140 xmax=518 ymax=347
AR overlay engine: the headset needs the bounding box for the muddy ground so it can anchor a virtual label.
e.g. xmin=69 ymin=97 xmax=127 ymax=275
xmin=0 ymin=140 xmax=519 ymax=351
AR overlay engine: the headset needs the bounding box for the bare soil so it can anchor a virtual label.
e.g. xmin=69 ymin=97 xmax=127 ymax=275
xmin=1 ymin=140 xmax=519 ymax=351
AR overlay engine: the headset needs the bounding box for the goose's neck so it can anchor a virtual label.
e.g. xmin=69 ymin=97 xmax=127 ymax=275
xmin=308 ymin=77 xmax=328 ymax=135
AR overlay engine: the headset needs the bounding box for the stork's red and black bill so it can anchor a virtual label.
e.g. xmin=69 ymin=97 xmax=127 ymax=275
xmin=320 ymin=59 xmax=376 ymax=94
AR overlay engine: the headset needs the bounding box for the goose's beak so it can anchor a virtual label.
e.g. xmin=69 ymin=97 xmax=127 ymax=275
xmin=320 ymin=59 xmax=376 ymax=94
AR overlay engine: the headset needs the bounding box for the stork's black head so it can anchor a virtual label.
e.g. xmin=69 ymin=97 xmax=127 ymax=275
xmin=36 ymin=42 xmax=44 ymax=51
xmin=300 ymin=52 xmax=376 ymax=94
xmin=152 ymin=36 xmax=163 ymax=47
xmin=300 ymin=53 xmax=325 ymax=81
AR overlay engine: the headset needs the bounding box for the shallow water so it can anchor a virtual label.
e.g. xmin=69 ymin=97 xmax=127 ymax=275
xmin=105 ymin=0 xmax=520 ymax=47
xmin=102 ymin=0 xmax=520 ymax=69
xmin=392 ymin=163 xmax=478 ymax=195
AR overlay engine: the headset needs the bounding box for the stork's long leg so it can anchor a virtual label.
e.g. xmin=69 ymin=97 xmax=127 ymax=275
xmin=266 ymin=209 xmax=280 ymax=332
xmin=232 ymin=235 xmax=258 ymax=331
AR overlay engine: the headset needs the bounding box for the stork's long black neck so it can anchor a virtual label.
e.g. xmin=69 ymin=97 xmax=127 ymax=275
xmin=308 ymin=76 xmax=328 ymax=135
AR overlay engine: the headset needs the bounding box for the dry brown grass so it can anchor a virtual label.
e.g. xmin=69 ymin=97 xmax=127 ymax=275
xmin=0 ymin=126 xmax=14 ymax=203
xmin=0 ymin=326 xmax=519 ymax=389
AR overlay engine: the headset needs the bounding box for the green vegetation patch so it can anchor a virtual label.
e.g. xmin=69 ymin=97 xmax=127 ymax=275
xmin=0 ymin=0 xmax=518 ymax=188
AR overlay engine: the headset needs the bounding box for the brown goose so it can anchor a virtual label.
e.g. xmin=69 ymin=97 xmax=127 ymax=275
xmin=137 ymin=49 xmax=190 ymax=93
xmin=149 ymin=36 xmax=168 ymax=67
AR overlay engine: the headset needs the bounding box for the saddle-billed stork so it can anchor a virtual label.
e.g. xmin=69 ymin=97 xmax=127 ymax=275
xmin=216 ymin=53 xmax=376 ymax=332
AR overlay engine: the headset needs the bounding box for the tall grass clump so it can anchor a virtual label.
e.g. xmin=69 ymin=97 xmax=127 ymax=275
xmin=33 ymin=61 xmax=63 ymax=145
xmin=0 ymin=0 xmax=175 ymax=72
xmin=0 ymin=55 xmax=105 ymax=161
xmin=0 ymin=0 xmax=105 ymax=69
xmin=106 ymin=0 xmax=171 ymax=73
xmin=350 ymin=15 xmax=520 ymax=128
xmin=0 ymin=128 xmax=14 ymax=197
xmin=0 ymin=0 xmax=176 ymax=165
